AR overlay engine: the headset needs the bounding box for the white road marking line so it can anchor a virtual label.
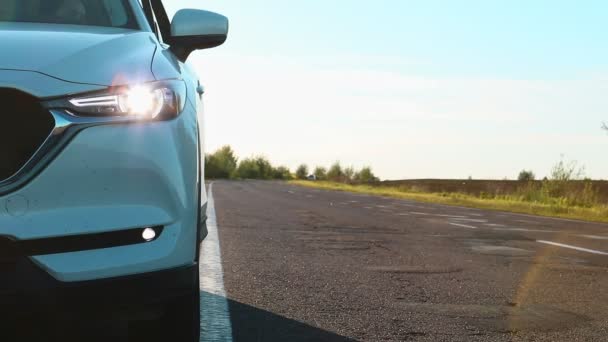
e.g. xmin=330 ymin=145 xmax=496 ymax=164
xmin=200 ymin=183 xmax=233 ymax=342
xmin=484 ymin=223 xmax=505 ymax=227
xmin=578 ymin=235 xmax=608 ymax=240
xmin=516 ymin=212 xmax=598 ymax=224
xmin=450 ymin=223 xmax=477 ymax=229
xmin=537 ymin=240 xmax=608 ymax=256
xmin=493 ymin=227 xmax=556 ymax=233
xmin=397 ymin=213 xmax=410 ymax=216
xmin=408 ymin=212 xmax=470 ymax=219
xmin=401 ymin=204 xmax=428 ymax=209
xmin=450 ymin=218 xmax=488 ymax=223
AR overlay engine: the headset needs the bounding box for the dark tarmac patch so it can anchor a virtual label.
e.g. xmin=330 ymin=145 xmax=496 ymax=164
xmin=471 ymin=245 xmax=533 ymax=256
xmin=467 ymin=232 xmax=535 ymax=242
xmin=291 ymin=225 xmax=405 ymax=235
xmin=323 ymin=225 xmax=404 ymax=235
xmin=400 ymin=303 xmax=589 ymax=332
xmin=542 ymin=264 xmax=608 ymax=273
xmin=306 ymin=242 xmax=371 ymax=251
xmin=296 ymin=236 xmax=383 ymax=244
xmin=366 ymin=266 xmax=462 ymax=274
xmin=530 ymin=255 xmax=588 ymax=266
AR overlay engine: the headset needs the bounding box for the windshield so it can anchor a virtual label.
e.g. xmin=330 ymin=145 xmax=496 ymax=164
xmin=0 ymin=0 xmax=138 ymax=29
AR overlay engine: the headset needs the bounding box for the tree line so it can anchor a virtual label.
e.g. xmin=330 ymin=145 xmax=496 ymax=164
xmin=294 ymin=164 xmax=379 ymax=183
xmin=205 ymin=145 xmax=378 ymax=182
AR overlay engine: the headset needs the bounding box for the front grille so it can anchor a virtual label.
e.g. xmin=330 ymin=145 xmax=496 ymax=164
xmin=0 ymin=89 xmax=55 ymax=181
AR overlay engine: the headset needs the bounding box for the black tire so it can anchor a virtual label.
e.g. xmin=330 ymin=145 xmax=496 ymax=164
xmin=129 ymin=266 xmax=200 ymax=342
xmin=162 ymin=265 xmax=201 ymax=342
xmin=163 ymin=289 xmax=201 ymax=342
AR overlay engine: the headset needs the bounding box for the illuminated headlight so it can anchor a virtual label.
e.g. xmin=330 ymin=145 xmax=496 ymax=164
xmin=48 ymin=80 xmax=187 ymax=120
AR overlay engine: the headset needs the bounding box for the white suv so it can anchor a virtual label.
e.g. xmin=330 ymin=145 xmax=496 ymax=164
xmin=0 ymin=0 xmax=228 ymax=340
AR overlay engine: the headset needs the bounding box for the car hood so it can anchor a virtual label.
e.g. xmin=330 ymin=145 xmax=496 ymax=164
xmin=0 ymin=23 xmax=158 ymax=87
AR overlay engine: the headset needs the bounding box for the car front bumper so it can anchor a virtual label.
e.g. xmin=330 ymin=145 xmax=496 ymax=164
xmin=0 ymin=106 xmax=202 ymax=282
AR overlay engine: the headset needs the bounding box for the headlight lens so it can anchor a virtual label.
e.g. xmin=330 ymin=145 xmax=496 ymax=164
xmin=47 ymin=80 xmax=187 ymax=120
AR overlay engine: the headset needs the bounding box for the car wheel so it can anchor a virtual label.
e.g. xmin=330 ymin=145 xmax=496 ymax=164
xmin=129 ymin=265 xmax=200 ymax=342
xmin=163 ymin=288 xmax=201 ymax=342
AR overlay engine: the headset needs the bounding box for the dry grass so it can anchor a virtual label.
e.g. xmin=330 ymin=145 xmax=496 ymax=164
xmin=289 ymin=180 xmax=608 ymax=223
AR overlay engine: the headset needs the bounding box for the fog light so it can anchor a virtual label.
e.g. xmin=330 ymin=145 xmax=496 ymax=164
xmin=142 ymin=227 xmax=156 ymax=241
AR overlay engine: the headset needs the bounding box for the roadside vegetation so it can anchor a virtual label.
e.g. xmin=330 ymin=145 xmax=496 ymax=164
xmin=292 ymin=157 xmax=608 ymax=223
xmin=205 ymin=145 xmax=291 ymax=180
xmin=205 ymin=146 xmax=378 ymax=182
xmin=206 ymin=147 xmax=607 ymax=223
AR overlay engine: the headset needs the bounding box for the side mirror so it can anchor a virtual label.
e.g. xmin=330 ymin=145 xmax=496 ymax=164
xmin=169 ymin=9 xmax=229 ymax=61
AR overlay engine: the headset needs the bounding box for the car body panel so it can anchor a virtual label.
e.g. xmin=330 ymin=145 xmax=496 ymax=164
xmin=151 ymin=45 xmax=183 ymax=82
xmin=0 ymin=69 xmax=106 ymax=98
xmin=0 ymin=23 xmax=157 ymax=86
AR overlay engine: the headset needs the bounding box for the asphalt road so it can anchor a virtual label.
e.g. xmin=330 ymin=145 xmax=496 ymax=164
xmin=206 ymin=180 xmax=608 ymax=342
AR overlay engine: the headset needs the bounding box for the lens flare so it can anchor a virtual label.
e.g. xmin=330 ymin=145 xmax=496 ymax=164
xmin=119 ymin=86 xmax=164 ymax=118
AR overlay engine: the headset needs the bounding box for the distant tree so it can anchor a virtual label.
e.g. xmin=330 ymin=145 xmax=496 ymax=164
xmin=343 ymin=166 xmax=355 ymax=183
xmin=354 ymin=167 xmax=379 ymax=183
xmin=603 ymin=122 xmax=607 ymax=132
xmin=295 ymin=164 xmax=309 ymax=180
xmin=517 ymin=170 xmax=536 ymax=182
xmin=313 ymin=167 xmax=327 ymax=180
xmin=254 ymin=156 xmax=273 ymax=179
xmin=272 ymin=166 xmax=292 ymax=180
xmin=327 ymin=162 xmax=344 ymax=182
xmin=234 ymin=156 xmax=273 ymax=179
xmin=234 ymin=158 xmax=260 ymax=179
xmin=205 ymin=145 xmax=238 ymax=179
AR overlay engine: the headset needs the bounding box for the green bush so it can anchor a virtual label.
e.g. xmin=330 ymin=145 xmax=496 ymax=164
xmin=234 ymin=156 xmax=274 ymax=180
xmin=511 ymin=158 xmax=599 ymax=208
xmin=272 ymin=166 xmax=292 ymax=180
xmin=327 ymin=162 xmax=344 ymax=182
xmin=514 ymin=181 xmax=543 ymax=203
xmin=355 ymin=167 xmax=379 ymax=183
xmin=295 ymin=164 xmax=309 ymax=180
xmin=344 ymin=166 xmax=355 ymax=183
xmin=205 ymin=145 xmax=238 ymax=179
xmin=313 ymin=167 xmax=327 ymax=180
xmin=517 ymin=170 xmax=535 ymax=181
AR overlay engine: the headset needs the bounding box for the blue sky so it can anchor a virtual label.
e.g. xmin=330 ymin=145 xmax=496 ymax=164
xmin=165 ymin=0 xmax=608 ymax=180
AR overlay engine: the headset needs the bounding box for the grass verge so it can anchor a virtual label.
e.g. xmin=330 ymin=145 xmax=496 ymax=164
xmin=289 ymin=180 xmax=608 ymax=224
